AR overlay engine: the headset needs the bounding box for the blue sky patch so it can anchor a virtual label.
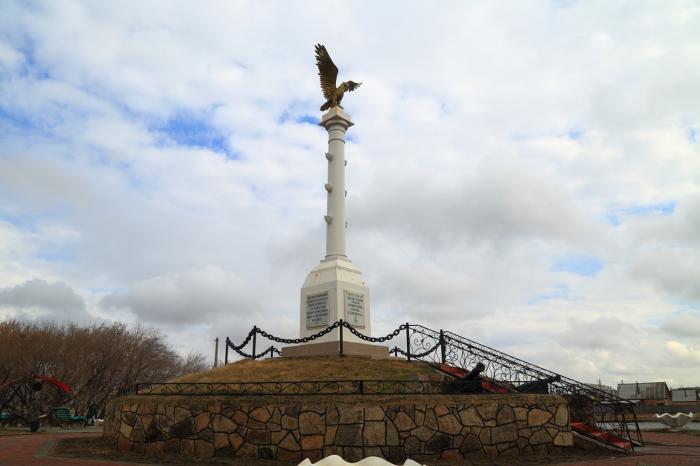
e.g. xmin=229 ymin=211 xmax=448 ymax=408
xmin=156 ymin=112 xmax=231 ymax=156
xmin=0 ymin=106 xmax=38 ymax=132
xmin=295 ymin=114 xmax=319 ymax=125
xmin=552 ymin=254 xmax=603 ymax=277
xmin=0 ymin=212 xmax=38 ymax=230
xmin=509 ymin=127 xmax=584 ymax=142
xmin=567 ymin=129 xmax=583 ymax=140
xmin=36 ymin=246 xmax=77 ymax=263
xmin=277 ymin=111 xmax=319 ymax=125
xmin=528 ymin=283 xmax=570 ymax=304
xmin=9 ymin=37 xmax=52 ymax=80
xmin=689 ymin=127 xmax=697 ymax=144
xmin=607 ymin=201 xmax=676 ymax=225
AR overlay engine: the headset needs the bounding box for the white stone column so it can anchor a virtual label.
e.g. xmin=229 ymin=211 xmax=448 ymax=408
xmin=297 ymin=107 xmax=371 ymax=345
xmin=321 ymin=107 xmax=352 ymax=258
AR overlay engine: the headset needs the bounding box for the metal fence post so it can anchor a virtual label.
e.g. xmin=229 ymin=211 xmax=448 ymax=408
xmin=439 ymin=329 xmax=446 ymax=364
xmin=405 ymin=323 xmax=411 ymax=362
xmin=213 ymin=337 xmax=219 ymax=368
xmin=252 ymin=326 xmax=257 ymax=360
xmin=224 ymin=337 xmax=229 ymax=365
xmin=339 ymin=320 xmax=344 ymax=357
xmin=269 ymin=346 xmax=274 ymax=359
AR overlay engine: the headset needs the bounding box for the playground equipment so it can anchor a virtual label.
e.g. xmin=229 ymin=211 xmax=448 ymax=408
xmin=0 ymin=376 xmax=74 ymax=432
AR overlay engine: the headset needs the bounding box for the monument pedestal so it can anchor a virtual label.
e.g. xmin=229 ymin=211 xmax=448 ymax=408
xmin=281 ymin=341 xmax=389 ymax=359
xmin=299 ymin=256 xmax=371 ymax=344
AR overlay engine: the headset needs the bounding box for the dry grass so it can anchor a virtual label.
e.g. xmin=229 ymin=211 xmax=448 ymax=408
xmin=116 ymin=392 xmax=560 ymax=409
xmin=172 ymin=356 xmax=440 ymax=383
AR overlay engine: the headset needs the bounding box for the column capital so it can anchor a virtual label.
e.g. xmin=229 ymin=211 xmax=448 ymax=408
xmin=320 ymin=107 xmax=354 ymax=129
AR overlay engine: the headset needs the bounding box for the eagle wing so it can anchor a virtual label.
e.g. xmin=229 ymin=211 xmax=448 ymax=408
xmin=315 ymin=44 xmax=338 ymax=100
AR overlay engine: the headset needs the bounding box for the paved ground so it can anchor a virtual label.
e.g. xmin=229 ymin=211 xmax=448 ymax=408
xmin=0 ymin=429 xmax=698 ymax=466
xmin=0 ymin=432 xmax=141 ymax=466
xmin=551 ymin=431 xmax=700 ymax=466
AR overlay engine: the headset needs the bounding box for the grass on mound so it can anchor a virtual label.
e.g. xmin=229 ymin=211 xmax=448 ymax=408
xmin=173 ymin=356 xmax=441 ymax=383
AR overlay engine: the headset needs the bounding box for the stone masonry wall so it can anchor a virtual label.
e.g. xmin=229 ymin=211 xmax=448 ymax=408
xmin=104 ymin=394 xmax=573 ymax=464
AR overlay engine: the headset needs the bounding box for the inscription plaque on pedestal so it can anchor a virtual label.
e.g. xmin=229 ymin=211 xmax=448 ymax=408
xmin=306 ymin=291 xmax=329 ymax=328
xmin=344 ymin=291 xmax=365 ymax=327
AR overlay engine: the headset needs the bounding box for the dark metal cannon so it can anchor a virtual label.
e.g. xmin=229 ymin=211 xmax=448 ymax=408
xmin=514 ymin=375 xmax=561 ymax=394
xmin=445 ymin=362 xmax=486 ymax=393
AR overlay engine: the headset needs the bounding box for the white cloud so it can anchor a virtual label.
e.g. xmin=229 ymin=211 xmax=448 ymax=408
xmin=100 ymin=266 xmax=259 ymax=325
xmin=665 ymin=341 xmax=700 ymax=365
xmin=0 ymin=278 xmax=88 ymax=321
xmin=661 ymin=314 xmax=700 ymax=339
xmin=0 ymin=0 xmax=699 ymax=384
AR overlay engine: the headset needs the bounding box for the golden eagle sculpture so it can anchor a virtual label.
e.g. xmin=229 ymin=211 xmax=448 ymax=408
xmin=315 ymin=44 xmax=362 ymax=111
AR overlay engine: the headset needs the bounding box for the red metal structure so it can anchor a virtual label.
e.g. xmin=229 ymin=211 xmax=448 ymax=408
xmin=0 ymin=376 xmax=73 ymax=431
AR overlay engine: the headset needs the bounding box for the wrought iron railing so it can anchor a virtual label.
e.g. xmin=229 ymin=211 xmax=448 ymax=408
xmin=404 ymin=325 xmax=643 ymax=450
xmin=218 ymin=319 xmax=642 ymax=452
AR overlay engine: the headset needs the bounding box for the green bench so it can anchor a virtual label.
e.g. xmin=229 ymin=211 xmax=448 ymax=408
xmin=51 ymin=406 xmax=86 ymax=425
xmin=1 ymin=411 xmax=16 ymax=428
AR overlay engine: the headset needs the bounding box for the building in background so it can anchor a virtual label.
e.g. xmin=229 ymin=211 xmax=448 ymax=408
xmin=615 ymin=383 xmax=699 ymax=418
xmin=671 ymin=387 xmax=700 ymax=403
xmin=585 ymin=382 xmax=616 ymax=396
xmin=617 ymin=382 xmax=671 ymax=405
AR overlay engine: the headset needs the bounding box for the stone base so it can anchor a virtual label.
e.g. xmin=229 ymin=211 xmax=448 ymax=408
xmin=105 ymin=393 xmax=576 ymax=461
xmin=281 ymin=341 xmax=389 ymax=359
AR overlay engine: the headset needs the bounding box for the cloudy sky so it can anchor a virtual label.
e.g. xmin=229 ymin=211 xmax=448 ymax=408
xmin=1 ymin=1 xmax=699 ymax=387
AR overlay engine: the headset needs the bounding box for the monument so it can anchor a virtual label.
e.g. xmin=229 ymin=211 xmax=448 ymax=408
xmin=104 ymin=44 xmax=623 ymax=465
xmin=283 ymin=45 xmax=388 ymax=358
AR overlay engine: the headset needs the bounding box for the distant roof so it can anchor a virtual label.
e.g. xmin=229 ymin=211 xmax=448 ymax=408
xmin=617 ymin=382 xmax=670 ymax=400
xmin=585 ymin=383 xmax=616 ymax=393
xmin=671 ymin=388 xmax=699 ymax=402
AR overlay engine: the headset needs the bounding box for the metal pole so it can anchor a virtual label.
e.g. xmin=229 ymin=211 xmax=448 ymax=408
xmin=339 ymin=320 xmax=344 ymax=357
xmin=269 ymin=346 xmax=274 ymax=359
xmin=439 ymin=330 xmax=446 ymax=364
xmin=405 ymin=323 xmax=411 ymax=362
xmin=224 ymin=337 xmax=229 ymax=365
xmin=214 ymin=337 xmax=219 ymax=368
xmin=252 ymin=326 xmax=257 ymax=360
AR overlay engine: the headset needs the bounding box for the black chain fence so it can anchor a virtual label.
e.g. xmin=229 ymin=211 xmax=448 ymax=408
xmin=224 ymin=320 xmax=416 ymax=363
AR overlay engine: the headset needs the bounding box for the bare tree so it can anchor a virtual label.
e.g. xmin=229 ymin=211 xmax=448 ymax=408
xmin=0 ymin=320 xmax=208 ymax=417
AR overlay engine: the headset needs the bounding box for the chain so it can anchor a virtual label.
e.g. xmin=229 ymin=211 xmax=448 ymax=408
xmin=227 ymin=320 xmax=407 ymax=354
xmin=226 ymin=328 xmax=256 ymax=350
xmin=255 ymin=346 xmax=281 ymax=358
xmin=341 ymin=321 xmax=406 ymax=342
xmin=230 ymin=346 xmax=254 ymax=359
xmin=256 ymin=320 xmax=341 ymax=344
xmin=229 ymin=344 xmax=281 ymax=360
xmin=392 ymin=342 xmax=439 ymax=359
